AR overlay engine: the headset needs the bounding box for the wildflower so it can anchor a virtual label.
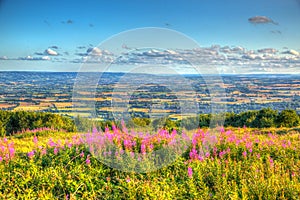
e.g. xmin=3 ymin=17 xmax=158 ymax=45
xmin=86 ymin=155 xmax=91 ymax=165
xmin=28 ymin=150 xmax=35 ymax=159
xmin=54 ymin=147 xmax=58 ymax=155
xmin=198 ymin=155 xmax=204 ymax=162
xmin=33 ymin=136 xmax=38 ymax=144
xmin=126 ymin=177 xmax=131 ymax=183
xmin=66 ymin=194 xmax=69 ymax=200
xmin=80 ymin=151 xmax=84 ymax=158
xmin=205 ymin=152 xmax=210 ymax=158
xmin=242 ymin=151 xmax=247 ymax=158
xmin=226 ymin=148 xmax=231 ymax=153
xmin=9 ymin=147 xmax=15 ymax=158
xmin=67 ymin=142 xmax=72 ymax=148
xmin=292 ymin=172 xmax=295 ymax=177
xmin=141 ymin=144 xmax=146 ymax=155
xmin=188 ymin=166 xmax=193 ymax=178
xmin=189 ymin=148 xmax=198 ymax=160
xmin=48 ymin=138 xmax=56 ymax=147
xmin=257 ymin=153 xmax=260 ymax=159
xmin=269 ymin=157 xmax=274 ymax=167
xmin=0 ymin=156 xmax=2 ymax=162
xmin=41 ymin=148 xmax=47 ymax=156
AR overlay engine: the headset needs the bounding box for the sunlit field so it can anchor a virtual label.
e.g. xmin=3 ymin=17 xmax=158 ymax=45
xmin=1 ymin=126 xmax=300 ymax=199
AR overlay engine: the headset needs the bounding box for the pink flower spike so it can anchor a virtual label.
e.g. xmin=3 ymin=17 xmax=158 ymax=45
xmin=80 ymin=151 xmax=84 ymax=158
xmin=28 ymin=150 xmax=35 ymax=159
xmin=257 ymin=153 xmax=260 ymax=159
xmin=86 ymin=155 xmax=91 ymax=165
xmin=33 ymin=136 xmax=38 ymax=144
xmin=242 ymin=151 xmax=247 ymax=158
xmin=188 ymin=166 xmax=193 ymax=178
xmin=9 ymin=147 xmax=15 ymax=158
xmin=269 ymin=158 xmax=274 ymax=166
xmin=54 ymin=147 xmax=58 ymax=155
xmin=41 ymin=148 xmax=47 ymax=156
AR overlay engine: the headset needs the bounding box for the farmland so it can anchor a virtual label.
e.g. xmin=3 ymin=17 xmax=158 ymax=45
xmin=0 ymin=72 xmax=300 ymax=120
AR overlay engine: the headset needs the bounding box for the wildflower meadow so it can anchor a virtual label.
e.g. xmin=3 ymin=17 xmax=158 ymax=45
xmin=0 ymin=125 xmax=300 ymax=199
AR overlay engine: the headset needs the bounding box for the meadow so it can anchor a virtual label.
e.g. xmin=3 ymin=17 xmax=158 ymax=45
xmin=1 ymin=125 xmax=300 ymax=199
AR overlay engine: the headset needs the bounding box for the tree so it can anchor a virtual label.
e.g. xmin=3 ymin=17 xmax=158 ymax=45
xmin=276 ymin=109 xmax=300 ymax=128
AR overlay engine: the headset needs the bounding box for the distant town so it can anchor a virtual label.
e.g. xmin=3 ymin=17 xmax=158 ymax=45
xmin=0 ymin=71 xmax=299 ymax=120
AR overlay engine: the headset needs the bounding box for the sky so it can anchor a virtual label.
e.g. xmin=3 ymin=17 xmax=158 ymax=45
xmin=0 ymin=0 xmax=300 ymax=73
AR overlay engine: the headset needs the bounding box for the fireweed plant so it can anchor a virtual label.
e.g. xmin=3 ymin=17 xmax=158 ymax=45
xmin=0 ymin=125 xmax=300 ymax=199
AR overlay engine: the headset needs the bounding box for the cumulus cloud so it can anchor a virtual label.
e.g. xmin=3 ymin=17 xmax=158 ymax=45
xmin=49 ymin=45 xmax=59 ymax=49
xmin=86 ymin=47 xmax=113 ymax=56
xmin=0 ymin=56 xmax=8 ymax=60
xmin=248 ymin=16 xmax=278 ymax=25
xmin=282 ymin=49 xmax=299 ymax=56
xmin=72 ymin=45 xmax=300 ymax=74
xmin=19 ymin=56 xmax=51 ymax=61
xmin=44 ymin=48 xmax=58 ymax=56
xmin=257 ymin=48 xmax=278 ymax=54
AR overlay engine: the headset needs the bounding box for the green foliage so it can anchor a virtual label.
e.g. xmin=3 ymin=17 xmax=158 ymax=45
xmin=0 ymin=110 xmax=76 ymax=135
xmin=1 ymin=128 xmax=300 ymax=199
xmin=276 ymin=109 xmax=300 ymax=128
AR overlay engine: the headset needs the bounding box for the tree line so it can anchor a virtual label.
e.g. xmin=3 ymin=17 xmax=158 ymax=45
xmin=0 ymin=110 xmax=76 ymax=136
xmin=0 ymin=108 xmax=299 ymax=136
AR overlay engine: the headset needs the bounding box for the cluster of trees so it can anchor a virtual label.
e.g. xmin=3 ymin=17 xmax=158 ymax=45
xmin=0 ymin=111 xmax=76 ymax=136
xmin=0 ymin=108 xmax=299 ymax=136
xmin=121 ymin=108 xmax=300 ymax=131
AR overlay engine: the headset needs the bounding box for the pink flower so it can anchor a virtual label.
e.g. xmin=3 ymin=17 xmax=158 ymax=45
xmin=9 ymin=147 xmax=15 ymax=158
xmin=0 ymin=156 xmax=2 ymax=162
xmin=257 ymin=153 xmax=260 ymax=159
xmin=242 ymin=151 xmax=247 ymax=158
xmin=198 ymin=155 xmax=204 ymax=161
xmin=86 ymin=155 xmax=91 ymax=165
xmin=28 ymin=150 xmax=35 ymax=159
xmin=80 ymin=151 xmax=84 ymax=158
xmin=189 ymin=148 xmax=198 ymax=160
xmin=188 ymin=166 xmax=193 ymax=178
xmin=126 ymin=177 xmax=131 ymax=183
xmin=141 ymin=144 xmax=146 ymax=155
xmin=292 ymin=172 xmax=295 ymax=177
xmin=269 ymin=158 xmax=274 ymax=167
xmin=205 ymin=152 xmax=210 ymax=158
xmin=54 ymin=147 xmax=58 ymax=155
xmin=33 ymin=136 xmax=38 ymax=144
xmin=41 ymin=148 xmax=47 ymax=156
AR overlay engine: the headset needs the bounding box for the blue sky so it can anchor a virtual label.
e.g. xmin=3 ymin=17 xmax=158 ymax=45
xmin=0 ymin=0 xmax=300 ymax=73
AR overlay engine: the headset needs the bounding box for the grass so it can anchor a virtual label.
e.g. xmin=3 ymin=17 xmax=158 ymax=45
xmin=0 ymin=126 xmax=300 ymax=199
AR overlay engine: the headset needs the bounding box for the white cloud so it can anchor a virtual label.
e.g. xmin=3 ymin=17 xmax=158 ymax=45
xmin=282 ymin=49 xmax=299 ymax=56
xmin=86 ymin=47 xmax=112 ymax=56
xmin=0 ymin=56 xmax=8 ymax=60
xmin=19 ymin=55 xmax=51 ymax=61
xmin=248 ymin=16 xmax=278 ymax=25
xmin=45 ymin=48 xmax=58 ymax=56
xmin=257 ymin=48 xmax=278 ymax=54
